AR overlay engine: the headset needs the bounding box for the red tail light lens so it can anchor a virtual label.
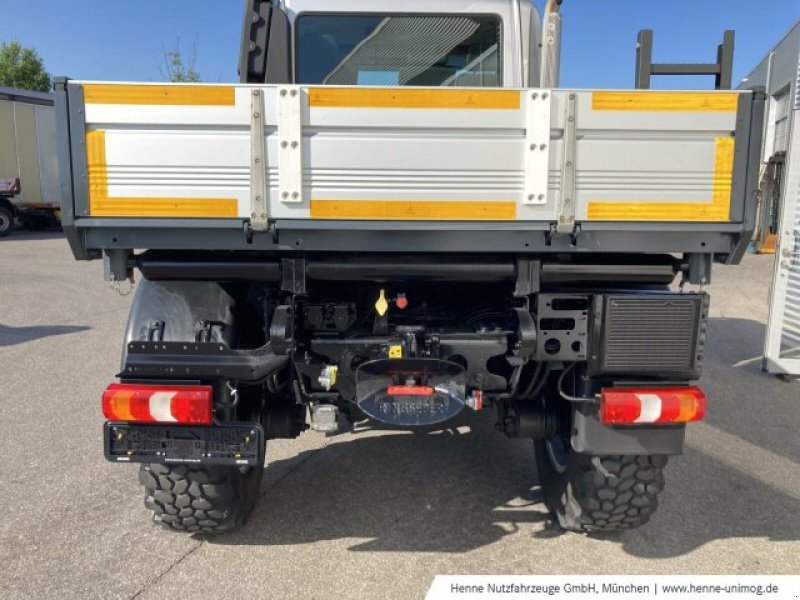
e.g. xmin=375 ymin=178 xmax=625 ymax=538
xmin=600 ymin=386 xmax=706 ymax=425
xmin=102 ymin=383 xmax=213 ymax=425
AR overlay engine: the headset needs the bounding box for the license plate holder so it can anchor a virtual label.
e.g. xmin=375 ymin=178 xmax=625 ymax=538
xmin=104 ymin=422 xmax=264 ymax=466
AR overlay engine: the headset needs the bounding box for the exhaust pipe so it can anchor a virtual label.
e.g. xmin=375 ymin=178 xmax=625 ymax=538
xmin=540 ymin=0 xmax=564 ymax=88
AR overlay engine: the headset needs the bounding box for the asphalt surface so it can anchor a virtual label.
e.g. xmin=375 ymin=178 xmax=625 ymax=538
xmin=1 ymin=230 xmax=798 ymax=599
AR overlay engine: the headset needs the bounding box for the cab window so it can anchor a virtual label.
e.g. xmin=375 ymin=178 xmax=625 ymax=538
xmin=296 ymin=14 xmax=501 ymax=87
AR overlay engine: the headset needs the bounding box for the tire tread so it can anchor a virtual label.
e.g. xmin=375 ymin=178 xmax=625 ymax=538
xmin=140 ymin=464 xmax=260 ymax=534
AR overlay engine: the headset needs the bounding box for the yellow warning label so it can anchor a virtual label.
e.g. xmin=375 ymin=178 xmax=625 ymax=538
xmin=388 ymin=345 xmax=403 ymax=359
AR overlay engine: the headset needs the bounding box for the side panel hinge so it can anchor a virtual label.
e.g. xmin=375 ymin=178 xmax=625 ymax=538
xmin=556 ymin=91 xmax=577 ymax=235
xmin=249 ymin=88 xmax=269 ymax=232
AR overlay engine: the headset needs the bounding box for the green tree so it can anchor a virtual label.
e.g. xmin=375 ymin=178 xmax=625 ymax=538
xmin=160 ymin=40 xmax=201 ymax=83
xmin=0 ymin=41 xmax=51 ymax=92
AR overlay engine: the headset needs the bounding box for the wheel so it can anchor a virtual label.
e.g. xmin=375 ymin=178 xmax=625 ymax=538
xmin=0 ymin=205 xmax=13 ymax=237
xmin=534 ymin=432 xmax=668 ymax=532
xmin=139 ymin=462 xmax=264 ymax=534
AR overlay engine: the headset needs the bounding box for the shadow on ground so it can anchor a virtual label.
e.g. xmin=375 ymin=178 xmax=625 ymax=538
xmin=0 ymin=228 xmax=64 ymax=242
xmin=0 ymin=323 xmax=91 ymax=346
xmin=702 ymin=318 xmax=799 ymax=460
xmin=205 ymin=413 xmax=799 ymax=558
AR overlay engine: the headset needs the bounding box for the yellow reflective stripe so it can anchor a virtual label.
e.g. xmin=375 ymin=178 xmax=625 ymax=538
xmin=83 ymin=84 xmax=235 ymax=106
xmin=586 ymin=137 xmax=735 ymax=222
xmin=310 ymin=199 xmax=517 ymax=220
xmin=85 ymin=129 xmax=238 ymax=218
xmin=86 ymin=129 xmax=109 ymax=210
xmin=592 ymin=91 xmax=739 ymax=112
xmin=308 ymin=88 xmax=521 ymax=110
xmin=89 ymin=197 xmax=238 ymax=218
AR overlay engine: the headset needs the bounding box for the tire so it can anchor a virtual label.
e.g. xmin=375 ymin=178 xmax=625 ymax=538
xmin=0 ymin=205 xmax=13 ymax=237
xmin=535 ymin=436 xmax=668 ymax=532
xmin=139 ymin=462 xmax=264 ymax=534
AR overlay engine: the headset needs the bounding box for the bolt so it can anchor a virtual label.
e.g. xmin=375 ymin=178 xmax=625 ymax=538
xmin=261 ymin=213 xmax=266 ymax=219
xmin=540 ymin=143 xmax=547 ymax=151
xmin=253 ymin=89 xmax=260 ymax=96
xmin=542 ymin=92 xmax=549 ymax=100
xmin=280 ymin=89 xmax=287 ymax=97
xmin=566 ymin=161 xmax=573 ymax=167
xmin=569 ymin=93 xmax=575 ymax=100
xmin=528 ymin=194 xmax=535 ymax=201
xmin=530 ymin=144 xmax=536 ymax=151
xmin=291 ymin=192 xmax=299 ymax=199
xmin=291 ymin=141 xmax=298 ymax=149
xmin=531 ymin=92 xmax=539 ymax=100
xmin=254 ymin=157 xmax=260 ymax=163
xmin=281 ymin=141 xmax=288 ymax=148
xmin=568 ymin=116 xmax=574 ymax=122
xmin=538 ymin=194 xmax=545 ymax=201
xmin=253 ymin=112 xmax=260 ymax=118
xmin=290 ymin=89 xmax=298 ymax=97
xmin=282 ymin=191 xmax=289 ymax=199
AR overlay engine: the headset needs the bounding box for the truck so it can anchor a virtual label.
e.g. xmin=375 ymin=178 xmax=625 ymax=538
xmin=56 ymin=0 xmax=764 ymax=534
xmin=0 ymin=86 xmax=61 ymax=236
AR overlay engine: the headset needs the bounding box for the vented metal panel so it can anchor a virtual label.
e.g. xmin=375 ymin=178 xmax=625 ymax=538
xmin=591 ymin=294 xmax=707 ymax=379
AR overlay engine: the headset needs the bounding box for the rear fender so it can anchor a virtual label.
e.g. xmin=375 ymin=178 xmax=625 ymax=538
xmin=122 ymin=279 xmax=236 ymax=369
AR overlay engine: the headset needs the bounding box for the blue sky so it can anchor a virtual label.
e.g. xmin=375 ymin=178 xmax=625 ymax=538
xmin=1 ymin=1 xmax=798 ymax=89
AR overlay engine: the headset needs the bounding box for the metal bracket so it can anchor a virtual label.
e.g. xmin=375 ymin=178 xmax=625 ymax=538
xmin=250 ymin=89 xmax=268 ymax=232
xmin=513 ymin=307 xmax=537 ymax=358
xmin=556 ymin=92 xmax=577 ymax=234
xmin=103 ymin=249 xmax=133 ymax=283
xmin=513 ymin=258 xmax=541 ymax=297
xmin=277 ymin=86 xmax=303 ymax=204
xmin=281 ymin=258 xmax=307 ymax=294
xmin=523 ymin=91 xmax=552 ymax=205
xmin=684 ymin=253 xmax=713 ymax=287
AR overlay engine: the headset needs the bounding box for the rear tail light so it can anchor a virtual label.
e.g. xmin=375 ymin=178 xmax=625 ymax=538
xmin=600 ymin=386 xmax=706 ymax=425
xmin=102 ymin=383 xmax=213 ymax=425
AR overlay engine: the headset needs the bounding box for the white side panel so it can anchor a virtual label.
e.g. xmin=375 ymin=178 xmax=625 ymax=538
xmin=765 ymin=52 xmax=800 ymax=375
xmin=76 ymin=81 xmax=742 ymax=223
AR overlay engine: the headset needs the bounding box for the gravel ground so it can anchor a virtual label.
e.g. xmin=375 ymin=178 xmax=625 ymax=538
xmin=0 ymin=230 xmax=798 ymax=599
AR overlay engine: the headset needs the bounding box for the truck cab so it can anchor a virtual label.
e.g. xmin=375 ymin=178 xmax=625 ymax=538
xmin=239 ymin=0 xmax=542 ymax=87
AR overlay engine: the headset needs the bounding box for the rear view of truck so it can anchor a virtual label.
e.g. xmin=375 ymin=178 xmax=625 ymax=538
xmin=56 ymin=0 xmax=764 ymax=534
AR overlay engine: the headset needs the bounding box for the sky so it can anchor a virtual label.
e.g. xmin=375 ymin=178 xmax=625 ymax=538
xmin=1 ymin=1 xmax=798 ymax=89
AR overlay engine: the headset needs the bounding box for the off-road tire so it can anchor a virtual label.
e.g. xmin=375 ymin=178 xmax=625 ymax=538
xmin=0 ymin=205 xmax=13 ymax=237
xmin=139 ymin=463 xmax=263 ymax=534
xmin=535 ymin=440 xmax=668 ymax=532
